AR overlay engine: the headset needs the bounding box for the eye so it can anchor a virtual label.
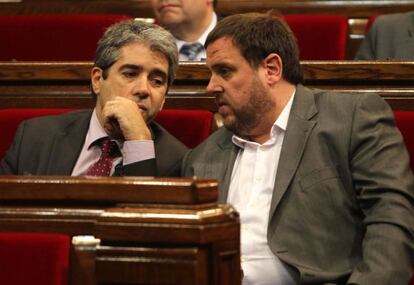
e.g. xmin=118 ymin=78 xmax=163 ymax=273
xmin=150 ymin=74 xmax=167 ymax=87
xmin=217 ymin=67 xmax=233 ymax=79
xmin=122 ymin=71 xmax=138 ymax=78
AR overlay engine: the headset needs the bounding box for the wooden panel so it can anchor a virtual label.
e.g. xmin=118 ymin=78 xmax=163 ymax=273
xmin=0 ymin=176 xmax=218 ymax=205
xmin=0 ymin=177 xmax=238 ymax=242
xmin=95 ymin=246 xmax=209 ymax=284
xmin=1 ymin=61 xmax=414 ymax=111
xmin=0 ymin=176 xmax=241 ymax=284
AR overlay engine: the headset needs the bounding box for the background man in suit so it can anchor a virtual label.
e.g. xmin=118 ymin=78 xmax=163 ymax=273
xmin=151 ymin=0 xmax=218 ymax=61
xmin=355 ymin=11 xmax=414 ymax=60
xmin=181 ymin=13 xmax=414 ymax=284
xmin=0 ymin=19 xmax=187 ymax=176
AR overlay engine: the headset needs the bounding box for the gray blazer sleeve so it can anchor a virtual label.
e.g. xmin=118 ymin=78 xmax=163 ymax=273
xmin=347 ymin=94 xmax=414 ymax=284
xmin=355 ymin=12 xmax=414 ymax=60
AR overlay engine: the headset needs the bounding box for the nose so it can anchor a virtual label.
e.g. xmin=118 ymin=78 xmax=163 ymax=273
xmin=206 ymin=74 xmax=223 ymax=95
xmin=131 ymin=76 xmax=150 ymax=100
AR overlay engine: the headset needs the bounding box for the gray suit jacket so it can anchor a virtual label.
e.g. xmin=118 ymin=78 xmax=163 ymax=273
xmin=0 ymin=110 xmax=188 ymax=176
xmin=355 ymin=11 xmax=414 ymax=60
xmin=181 ymin=85 xmax=414 ymax=284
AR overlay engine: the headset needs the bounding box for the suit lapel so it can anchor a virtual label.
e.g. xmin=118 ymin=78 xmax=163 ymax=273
xmin=403 ymin=25 xmax=414 ymax=58
xmin=46 ymin=111 xmax=92 ymax=175
xmin=202 ymin=129 xmax=238 ymax=202
xmin=268 ymin=85 xmax=317 ymax=219
xmin=217 ymin=143 xmax=238 ymax=202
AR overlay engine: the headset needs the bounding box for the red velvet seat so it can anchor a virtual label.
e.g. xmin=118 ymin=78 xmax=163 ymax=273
xmin=394 ymin=111 xmax=414 ymax=171
xmin=0 ymin=15 xmax=131 ymax=61
xmin=0 ymin=232 xmax=70 ymax=285
xmin=282 ymin=14 xmax=349 ymax=60
xmin=0 ymin=108 xmax=74 ymax=158
xmin=0 ymin=108 xmax=214 ymax=159
xmin=155 ymin=109 xmax=213 ymax=148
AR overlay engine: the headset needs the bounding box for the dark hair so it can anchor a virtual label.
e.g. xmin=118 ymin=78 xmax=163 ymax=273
xmin=213 ymin=0 xmax=217 ymax=9
xmin=205 ymin=13 xmax=303 ymax=84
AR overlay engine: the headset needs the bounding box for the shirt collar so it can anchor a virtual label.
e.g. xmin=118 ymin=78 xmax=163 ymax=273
xmin=232 ymin=88 xmax=296 ymax=148
xmin=276 ymin=88 xmax=295 ymax=132
xmin=175 ymin=13 xmax=217 ymax=52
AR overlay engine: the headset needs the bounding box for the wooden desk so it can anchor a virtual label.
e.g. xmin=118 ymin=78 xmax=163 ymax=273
xmin=0 ymin=176 xmax=241 ymax=285
xmin=0 ymin=61 xmax=413 ymax=111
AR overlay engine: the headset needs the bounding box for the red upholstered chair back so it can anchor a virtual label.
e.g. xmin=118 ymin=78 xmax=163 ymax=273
xmin=0 ymin=108 xmax=74 ymax=159
xmin=365 ymin=15 xmax=378 ymax=32
xmin=0 ymin=232 xmax=70 ymax=285
xmin=155 ymin=109 xmax=213 ymax=148
xmin=0 ymin=108 xmax=214 ymax=159
xmin=282 ymin=14 xmax=348 ymax=60
xmin=393 ymin=111 xmax=414 ymax=171
xmin=0 ymin=14 xmax=131 ymax=61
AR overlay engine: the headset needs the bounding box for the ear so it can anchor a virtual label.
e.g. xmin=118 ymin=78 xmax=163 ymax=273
xmin=262 ymin=53 xmax=283 ymax=86
xmin=206 ymin=0 xmax=214 ymax=5
xmin=91 ymin=67 xmax=103 ymax=95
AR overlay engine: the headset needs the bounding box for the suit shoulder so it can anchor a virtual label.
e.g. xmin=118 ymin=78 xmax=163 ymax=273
xmin=22 ymin=110 xmax=91 ymax=132
xmin=374 ymin=11 xmax=414 ymax=27
xmin=189 ymin=127 xmax=233 ymax=154
xmin=311 ymin=88 xmax=385 ymax=109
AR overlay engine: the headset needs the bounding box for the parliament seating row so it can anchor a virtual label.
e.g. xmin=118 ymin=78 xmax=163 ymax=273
xmin=0 ymin=14 xmax=132 ymax=61
xmin=1 ymin=108 xmax=412 ymax=171
xmin=0 ymin=14 xmax=347 ymax=61
xmin=0 ymin=62 xmax=413 ymax=283
xmin=0 ymin=108 xmax=215 ymax=158
xmin=2 ymin=0 xmax=413 ymax=17
xmin=0 ymin=176 xmax=241 ymax=285
xmin=1 ymin=0 xmax=414 ymax=59
xmin=0 ymin=61 xmax=413 ymax=167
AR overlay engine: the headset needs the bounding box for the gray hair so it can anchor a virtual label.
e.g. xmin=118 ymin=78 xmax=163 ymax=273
xmin=94 ymin=19 xmax=178 ymax=87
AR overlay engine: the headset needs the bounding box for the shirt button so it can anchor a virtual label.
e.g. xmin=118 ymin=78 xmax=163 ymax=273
xmin=255 ymin=176 xmax=262 ymax=182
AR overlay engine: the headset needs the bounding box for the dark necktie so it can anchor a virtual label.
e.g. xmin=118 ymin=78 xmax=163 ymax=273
xmin=179 ymin=43 xmax=204 ymax=61
xmin=86 ymin=138 xmax=120 ymax=176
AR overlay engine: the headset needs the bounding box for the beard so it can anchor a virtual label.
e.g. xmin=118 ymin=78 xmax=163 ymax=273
xmin=217 ymin=76 xmax=275 ymax=137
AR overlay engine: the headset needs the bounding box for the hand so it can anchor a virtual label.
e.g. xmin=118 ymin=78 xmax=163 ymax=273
xmin=101 ymin=96 xmax=152 ymax=141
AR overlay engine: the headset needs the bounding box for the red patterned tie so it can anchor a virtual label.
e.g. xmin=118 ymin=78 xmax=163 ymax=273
xmin=86 ymin=138 xmax=119 ymax=176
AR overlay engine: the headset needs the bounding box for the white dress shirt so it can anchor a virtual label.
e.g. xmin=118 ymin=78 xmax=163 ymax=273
xmin=227 ymin=91 xmax=298 ymax=285
xmin=176 ymin=13 xmax=217 ymax=61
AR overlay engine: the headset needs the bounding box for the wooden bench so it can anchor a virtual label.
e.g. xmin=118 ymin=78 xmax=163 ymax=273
xmin=0 ymin=176 xmax=241 ymax=285
xmin=0 ymin=61 xmax=413 ymax=111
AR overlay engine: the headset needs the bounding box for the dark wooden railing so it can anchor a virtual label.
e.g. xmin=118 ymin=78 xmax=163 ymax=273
xmin=1 ymin=61 xmax=413 ymax=111
xmin=0 ymin=176 xmax=241 ymax=285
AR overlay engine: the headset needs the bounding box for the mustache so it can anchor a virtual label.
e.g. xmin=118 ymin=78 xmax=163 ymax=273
xmin=214 ymin=92 xmax=227 ymax=105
